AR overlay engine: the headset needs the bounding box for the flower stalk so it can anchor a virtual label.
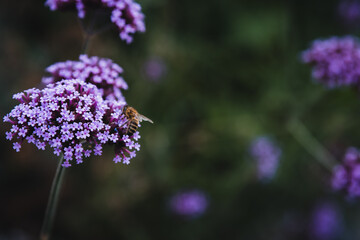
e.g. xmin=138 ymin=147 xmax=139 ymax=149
xmin=81 ymin=33 xmax=92 ymax=54
xmin=287 ymin=118 xmax=337 ymax=171
xmin=40 ymin=154 xmax=65 ymax=240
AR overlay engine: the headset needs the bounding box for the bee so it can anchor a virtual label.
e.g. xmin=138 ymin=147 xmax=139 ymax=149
xmin=122 ymin=105 xmax=153 ymax=135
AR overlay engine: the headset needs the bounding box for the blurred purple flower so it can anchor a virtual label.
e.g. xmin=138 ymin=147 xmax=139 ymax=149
xmin=170 ymin=190 xmax=208 ymax=218
xmin=4 ymin=79 xmax=141 ymax=167
xmin=338 ymin=0 xmax=360 ymax=26
xmin=143 ymin=57 xmax=166 ymax=82
xmin=43 ymin=55 xmax=127 ymax=102
xmin=250 ymin=136 xmax=281 ymax=181
xmin=310 ymin=202 xmax=342 ymax=240
xmin=301 ymin=36 xmax=360 ymax=88
xmin=45 ymin=0 xmax=145 ymax=43
xmin=331 ymin=147 xmax=360 ymax=198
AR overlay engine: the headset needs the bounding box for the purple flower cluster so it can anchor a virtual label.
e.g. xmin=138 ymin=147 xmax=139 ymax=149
xmin=170 ymin=190 xmax=208 ymax=218
xmin=43 ymin=54 xmax=128 ymax=102
xmin=45 ymin=0 xmax=145 ymax=43
xmin=310 ymin=202 xmax=341 ymax=240
xmin=250 ymin=136 xmax=281 ymax=181
xmin=301 ymin=36 xmax=360 ymax=88
xmin=331 ymin=147 xmax=360 ymax=197
xmin=4 ymin=79 xmax=141 ymax=167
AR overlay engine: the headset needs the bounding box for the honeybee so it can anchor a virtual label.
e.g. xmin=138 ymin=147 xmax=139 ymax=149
xmin=122 ymin=105 xmax=153 ymax=135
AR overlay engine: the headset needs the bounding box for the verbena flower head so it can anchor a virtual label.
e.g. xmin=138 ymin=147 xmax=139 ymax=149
xmin=301 ymin=36 xmax=360 ymax=88
xmin=45 ymin=0 xmax=145 ymax=43
xmin=43 ymin=55 xmax=127 ymax=102
xmin=310 ymin=202 xmax=341 ymax=240
xmin=331 ymin=147 xmax=360 ymax=197
xmin=170 ymin=190 xmax=208 ymax=218
xmin=4 ymin=79 xmax=142 ymax=167
xmin=250 ymin=136 xmax=281 ymax=181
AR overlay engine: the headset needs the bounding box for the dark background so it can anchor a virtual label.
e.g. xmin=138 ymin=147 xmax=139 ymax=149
xmin=1 ymin=0 xmax=360 ymax=239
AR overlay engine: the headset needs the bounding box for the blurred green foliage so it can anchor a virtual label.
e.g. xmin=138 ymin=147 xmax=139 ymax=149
xmin=2 ymin=0 xmax=360 ymax=239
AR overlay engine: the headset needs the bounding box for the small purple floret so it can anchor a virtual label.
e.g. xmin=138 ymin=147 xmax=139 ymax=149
xmin=13 ymin=142 xmax=21 ymax=152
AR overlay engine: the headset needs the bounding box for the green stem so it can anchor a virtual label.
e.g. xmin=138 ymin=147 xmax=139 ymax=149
xmin=79 ymin=10 xmax=99 ymax=55
xmin=81 ymin=34 xmax=92 ymax=54
xmin=287 ymin=118 xmax=337 ymax=171
xmin=40 ymin=155 xmax=66 ymax=240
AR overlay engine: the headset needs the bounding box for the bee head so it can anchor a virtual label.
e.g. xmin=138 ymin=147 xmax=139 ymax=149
xmin=122 ymin=105 xmax=128 ymax=113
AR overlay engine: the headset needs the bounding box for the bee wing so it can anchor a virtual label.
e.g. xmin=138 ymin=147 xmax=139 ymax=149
xmin=138 ymin=114 xmax=154 ymax=124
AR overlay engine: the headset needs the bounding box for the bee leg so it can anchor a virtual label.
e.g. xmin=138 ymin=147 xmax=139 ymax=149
xmin=126 ymin=123 xmax=131 ymax=135
xmin=118 ymin=120 xmax=132 ymax=135
xmin=119 ymin=120 xmax=129 ymax=128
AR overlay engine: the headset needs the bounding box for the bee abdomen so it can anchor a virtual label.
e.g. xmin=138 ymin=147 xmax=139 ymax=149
xmin=127 ymin=121 xmax=138 ymax=135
